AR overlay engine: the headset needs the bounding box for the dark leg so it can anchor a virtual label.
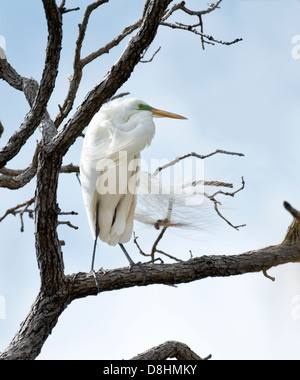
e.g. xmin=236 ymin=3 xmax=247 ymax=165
xmin=91 ymin=201 xmax=100 ymax=292
xmin=119 ymin=243 xmax=147 ymax=284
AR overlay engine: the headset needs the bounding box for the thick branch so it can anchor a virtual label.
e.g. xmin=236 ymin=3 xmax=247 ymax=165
xmin=0 ymin=159 xmax=78 ymax=190
xmin=35 ymin=151 xmax=65 ymax=293
xmin=54 ymin=0 xmax=110 ymax=127
xmin=69 ymin=240 xmax=300 ymax=299
xmin=0 ymin=0 xmax=62 ymax=167
xmin=0 ymin=144 xmax=40 ymax=189
xmin=0 ymin=290 xmax=70 ymax=360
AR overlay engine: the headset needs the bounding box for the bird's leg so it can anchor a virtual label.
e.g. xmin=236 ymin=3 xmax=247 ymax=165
xmin=91 ymin=201 xmax=100 ymax=292
xmin=91 ymin=234 xmax=98 ymax=273
xmin=119 ymin=243 xmax=147 ymax=284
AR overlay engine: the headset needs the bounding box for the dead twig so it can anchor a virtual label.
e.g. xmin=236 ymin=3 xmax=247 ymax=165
xmin=161 ymin=0 xmax=242 ymax=50
xmin=283 ymin=202 xmax=300 ymax=245
xmin=262 ymin=268 xmax=275 ymax=282
xmin=57 ymin=221 xmax=78 ymax=230
xmin=284 ymin=201 xmax=300 ymax=221
xmin=153 ymin=150 xmax=244 ymax=176
xmin=208 ymin=177 xmax=246 ymax=231
xmin=133 ymin=232 xmax=150 ymax=258
xmin=140 ymin=46 xmax=161 ymax=63
xmin=0 ymin=197 xmax=35 ymax=232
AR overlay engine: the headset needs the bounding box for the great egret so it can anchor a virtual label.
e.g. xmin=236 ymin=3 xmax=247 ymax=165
xmin=80 ymin=97 xmax=187 ymax=285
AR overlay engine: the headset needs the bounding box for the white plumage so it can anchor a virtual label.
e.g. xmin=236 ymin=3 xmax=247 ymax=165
xmin=80 ymin=97 xmax=186 ymax=251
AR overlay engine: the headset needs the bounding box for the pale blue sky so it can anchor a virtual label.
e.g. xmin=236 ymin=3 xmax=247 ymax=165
xmin=1 ymin=0 xmax=300 ymax=360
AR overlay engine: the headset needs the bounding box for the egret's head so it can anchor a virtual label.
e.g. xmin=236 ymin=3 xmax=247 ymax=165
xmin=120 ymin=98 xmax=187 ymax=120
xmin=137 ymin=101 xmax=187 ymax=120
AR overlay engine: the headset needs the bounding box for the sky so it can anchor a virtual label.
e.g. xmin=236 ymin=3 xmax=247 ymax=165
xmin=0 ymin=0 xmax=300 ymax=360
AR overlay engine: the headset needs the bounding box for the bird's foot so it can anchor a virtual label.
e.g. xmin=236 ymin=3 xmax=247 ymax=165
xmin=149 ymin=257 xmax=164 ymax=264
xmin=90 ymin=269 xmax=102 ymax=294
xmin=130 ymin=261 xmax=147 ymax=284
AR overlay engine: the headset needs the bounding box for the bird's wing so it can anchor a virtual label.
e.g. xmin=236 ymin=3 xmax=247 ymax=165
xmin=80 ymin=116 xmax=113 ymax=239
xmin=80 ymin=111 xmax=154 ymax=244
xmin=108 ymin=155 xmax=140 ymax=245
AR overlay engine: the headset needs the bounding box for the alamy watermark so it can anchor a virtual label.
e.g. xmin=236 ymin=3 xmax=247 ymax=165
xmin=291 ymin=35 xmax=300 ymax=60
xmin=94 ymin=152 xmax=205 ymax=205
xmin=0 ymin=35 xmax=6 ymax=59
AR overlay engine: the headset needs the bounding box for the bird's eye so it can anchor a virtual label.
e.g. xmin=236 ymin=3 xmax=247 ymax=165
xmin=138 ymin=104 xmax=152 ymax=111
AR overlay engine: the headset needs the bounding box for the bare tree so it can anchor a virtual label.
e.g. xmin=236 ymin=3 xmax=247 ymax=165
xmin=0 ymin=0 xmax=299 ymax=360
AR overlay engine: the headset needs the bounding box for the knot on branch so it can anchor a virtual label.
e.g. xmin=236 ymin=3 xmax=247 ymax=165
xmin=283 ymin=202 xmax=300 ymax=245
xmin=0 ymin=121 xmax=3 ymax=138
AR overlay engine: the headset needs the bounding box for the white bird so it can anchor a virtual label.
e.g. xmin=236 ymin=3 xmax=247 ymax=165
xmin=80 ymin=97 xmax=187 ymax=284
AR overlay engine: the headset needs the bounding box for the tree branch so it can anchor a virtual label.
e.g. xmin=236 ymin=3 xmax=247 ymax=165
xmin=0 ymin=0 xmax=62 ymax=167
xmin=161 ymin=0 xmax=242 ymax=49
xmin=152 ymin=150 xmax=245 ymax=176
xmin=162 ymin=0 xmax=223 ymax=21
xmin=130 ymin=340 xmax=207 ymax=360
xmin=69 ymin=240 xmax=300 ymax=300
xmin=0 ymin=197 xmax=35 ymax=224
xmin=0 ymin=143 xmax=40 ymax=189
xmin=54 ymin=0 xmax=110 ymax=128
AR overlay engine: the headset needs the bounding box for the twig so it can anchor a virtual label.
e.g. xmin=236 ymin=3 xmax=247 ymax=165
xmin=163 ymin=20 xmax=242 ymax=46
xmin=284 ymin=201 xmax=300 ymax=221
xmin=58 ymin=0 xmax=80 ymax=15
xmin=106 ymin=92 xmax=130 ymax=103
xmin=186 ymin=180 xmax=233 ymax=189
xmin=140 ymin=46 xmax=161 ymax=63
xmin=210 ymin=176 xmax=245 ymax=199
xmin=133 ymin=232 xmax=150 ymax=258
xmin=153 ymin=150 xmax=244 ymax=176
xmin=151 ymin=226 xmax=168 ymax=262
xmin=156 ymin=249 xmax=183 ymax=262
xmin=80 ymin=20 xmax=142 ymax=67
xmin=60 ymin=164 xmax=79 ymax=174
xmin=58 ymin=211 xmax=78 ymax=216
xmin=209 ymin=177 xmax=246 ymax=230
xmin=60 ymin=7 xmax=80 ymax=14
xmin=283 ymin=202 xmax=300 ymax=245
xmin=57 ymin=221 xmax=78 ymax=230
xmin=0 ymin=197 xmax=35 ymax=232
xmin=144 ymin=150 xmax=246 ymax=259
xmin=161 ymin=0 xmax=242 ymax=49
xmin=262 ymin=268 xmax=275 ymax=282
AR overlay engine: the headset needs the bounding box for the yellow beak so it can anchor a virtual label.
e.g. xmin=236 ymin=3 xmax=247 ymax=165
xmin=151 ymin=107 xmax=187 ymax=120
